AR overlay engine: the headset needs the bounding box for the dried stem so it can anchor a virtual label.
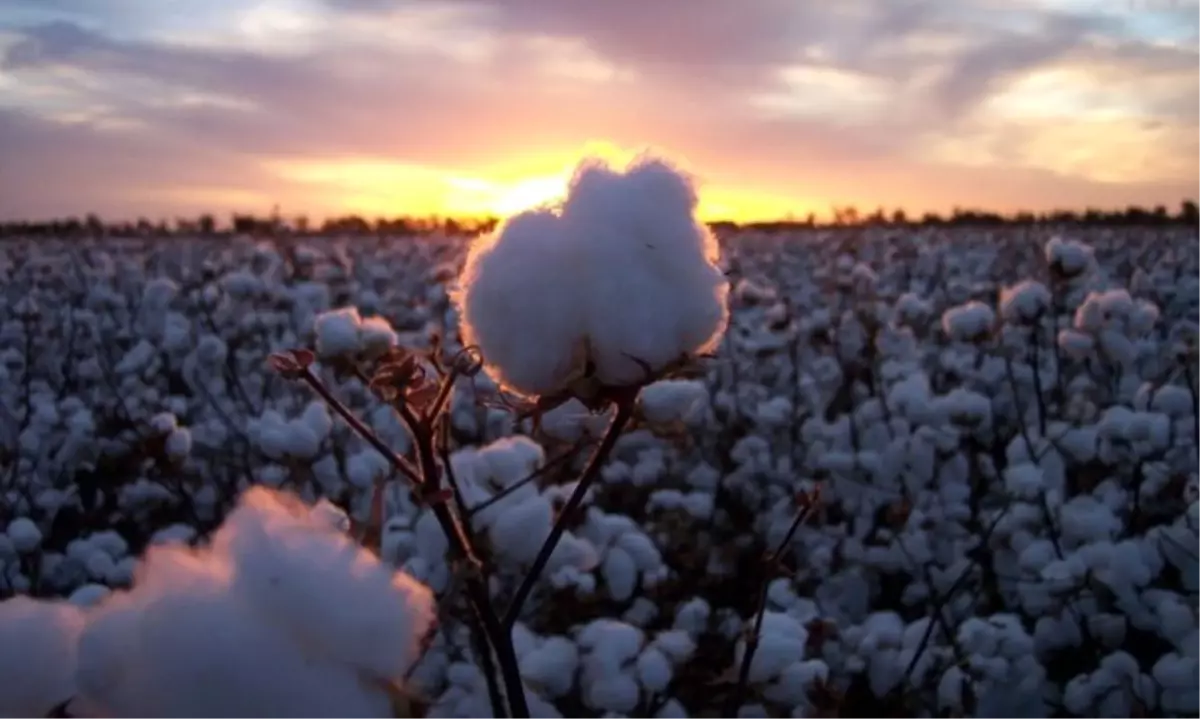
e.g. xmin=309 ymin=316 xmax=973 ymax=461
xmin=298 ymin=369 xmax=422 ymax=486
xmin=502 ymin=393 xmax=636 ymax=630
xmin=726 ymin=494 xmax=819 ymax=714
xmin=393 ymin=400 xmax=532 ymax=718
xmin=291 ymin=354 xmax=643 ymax=718
xmin=465 ymin=440 xmax=590 ymax=519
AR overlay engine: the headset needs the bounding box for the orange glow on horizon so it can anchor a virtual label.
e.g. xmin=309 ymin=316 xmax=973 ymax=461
xmin=262 ymin=140 xmax=820 ymax=224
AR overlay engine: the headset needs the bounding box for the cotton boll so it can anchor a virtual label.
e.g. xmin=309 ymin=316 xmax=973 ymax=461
xmin=214 ymin=487 xmax=436 ymax=680
xmin=309 ymin=498 xmax=352 ymax=534
xmin=520 ymin=636 xmax=579 ymax=698
xmin=489 ymin=495 xmax=554 ymax=565
xmin=1000 ymin=280 xmax=1051 ymax=323
xmin=584 ymin=672 xmax=641 ymax=714
xmin=164 ymin=427 xmax=192 ymax=459
xmin=541 ymin=398 xmax=607 ymax=442
xmin=602 ymin=546 xmax=639 ymax=601
xmin=656 ymin=698 xmax=689 ymax=718
xmin=566 ymin=157 xmax=728 ymax=386
xmin=1005 ymin=462 xmax=1044 ymax=500
xmin=941 ymin=301 xmax=995 ymax=342
xmin=1045 ymin=235 xmax=1094 ymax=277
xmin=646 ymin=631 xmax=695 ymax=666
xmin=148 ymin=411 xmax=178 ymax=434
xmin=456 ymin=209 xmax=588 ymax=397
xmin=300 ymin=400 xmax=335 ymax=443
xmin=635 ymin=647 xmax=673 ymax=693
xmin=68 ymin=583 xmax=112 ymax=608
xmin=359 ymin=315 xmax=398 ymax=361
xmin=313 ymin=306 xmax=363 ymax=360
xmin=737 ymin=611 xmax=808 ymax=684
xmin=78 ymin=551 xmax=393 ymax=718
xmin=7 ymin=517 xmax=42 ymax=553
xmin=639 ymin=379 xmax=709 ymax=424
xmin=479 ymin=435 xmax=546 ymax=488
xmin=1058 ymin=328 xmax=1095 ymax=359
xmin=455 ymin=155 xmax=728 ymax=397
xmin=0 ymin=596 xmax=85 ymax=717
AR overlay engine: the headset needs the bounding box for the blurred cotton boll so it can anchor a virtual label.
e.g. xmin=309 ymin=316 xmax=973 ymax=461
xmin=69 ymin=486 xmax=436 ymax=718
xmin=455 ymin=154 xmax=729 ymax=398
xmin=0 ymin=597 xmax=85 ymax=717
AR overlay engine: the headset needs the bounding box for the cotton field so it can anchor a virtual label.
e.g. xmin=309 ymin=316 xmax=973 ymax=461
xmin=0 ymin=209 xmax=1197 ymax=717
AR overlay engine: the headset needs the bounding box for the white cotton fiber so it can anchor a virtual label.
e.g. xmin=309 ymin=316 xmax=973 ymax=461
xmin=0 ymin=597 xmax=85 ymax=717
xmin=942 ymin=301 xmax=995 ymax=342
xmin=999 ymin=280 xmax=1051 ymax=323
xmin=214 ymin=487 xmax=436 ymax=679
xmin=454 ymin=210 xmax=591 ymax=397
xmin=72 ymin=486 xmax=436 ymax=717
xmin=7 ymin=516 xmax=43 ymax=553
xmin=456 ymin=155 xmax=729 ymax=397
xmin=639 ymin=378 xmax=709 ymax=424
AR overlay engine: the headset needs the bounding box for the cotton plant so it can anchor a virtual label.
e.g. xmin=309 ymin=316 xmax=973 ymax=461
xmin=3 ymin=216 xmax=1199 ymax=718
xmin=0 ymin=486 xmax=436 ymax=717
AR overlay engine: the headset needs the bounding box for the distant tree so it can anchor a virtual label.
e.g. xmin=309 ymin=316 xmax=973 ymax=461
xmin=198 ymin=214 xmax=216 ymax=235
xmin=891 ymin=208 xmax=907 ymax=225
xmin=831 ymin=205 xmax=859 ymax=226
xmin=231 ymin=214 xmax=257 ymax=234
xmin=84 ymin=213 xmax=105 ymax=236
xmin=1180 ymin=199 xmax=1198 ymax=224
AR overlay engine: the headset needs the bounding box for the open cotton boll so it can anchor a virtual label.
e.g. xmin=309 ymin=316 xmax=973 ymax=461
xmin=456 ymin=209 xmax=589 ymax=397
xmin=1000 ymin=280 xmax=1051 ymax=323
xmin=7 ymin=516 xmax=43 ymax=553
xmin=1045 ymin=235 xmax=1094 ymax=277
xmin=0 ymin=596 xmax=85 ymax=717
xmin=478 ymin=435 xmax=546 ymax=488
xmin=639 ymin=378 xmax=708 ymax=424
xmin=213 ymin=487 xmax=436 ymax=680
xmin=520 ymin=635 xmax=580 ymax=698
xmin=540 ymin=397 xmax=612 ymax=442
xmin=736 ymin=611 xmax=808 ymax=684
xmin=164 ymin=426 xmax=192 ymax=459
xmin=359 ymin=315 xmax=398 ymax=361
xmin=76 ymin=547 xmax=393 ymax=718
xmin=456 ymin=155 xmax=728 ymax=397
xmin=489 ymin=494 xmax=555 ymax=565
xmin=566 ymin=158 xmax=728 ymax=386
xmin=314 ymin=306 xmax=363 ymax=360
xmin=941 ymin=301 xmax=995 ymax=342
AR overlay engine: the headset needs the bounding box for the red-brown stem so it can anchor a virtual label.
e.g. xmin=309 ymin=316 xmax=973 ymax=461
xmin=501 ymin=394 xmax=636 ymax=630
xmin=300 ymin=368 xmax=527 ymax=715
xmin=726 ymin=498 xmax=818 ymax=715
xmin=465 ymin=440 xmax=591 ymax=520
xmin=393 ymin=401 xmax=532 ymax=718
xmin=299 ymin=369 xmax=422 ymax=486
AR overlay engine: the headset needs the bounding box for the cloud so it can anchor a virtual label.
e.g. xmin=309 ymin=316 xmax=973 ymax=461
xmin=0 ymin=0 xmax=1195 ymax=220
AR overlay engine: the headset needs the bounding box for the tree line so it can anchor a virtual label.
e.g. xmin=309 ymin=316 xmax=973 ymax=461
xmin=2 ymin=200 xmax=1197 ymax=239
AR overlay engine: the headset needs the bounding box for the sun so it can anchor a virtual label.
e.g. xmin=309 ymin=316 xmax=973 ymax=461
xmin=488 ymin=174 xmax=569 ymax=216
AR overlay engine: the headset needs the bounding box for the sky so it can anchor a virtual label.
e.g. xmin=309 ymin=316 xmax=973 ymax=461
xmin=0 ymin=0 xmax=1197 ymax=223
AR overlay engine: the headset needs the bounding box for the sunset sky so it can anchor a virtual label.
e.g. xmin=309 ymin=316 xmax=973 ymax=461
xmin=0 ymin=0 xmax=1197 ymax=222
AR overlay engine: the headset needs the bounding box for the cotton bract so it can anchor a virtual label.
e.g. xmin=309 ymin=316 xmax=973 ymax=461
xmin=455 ymin=155 xmax=729 ymax=397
